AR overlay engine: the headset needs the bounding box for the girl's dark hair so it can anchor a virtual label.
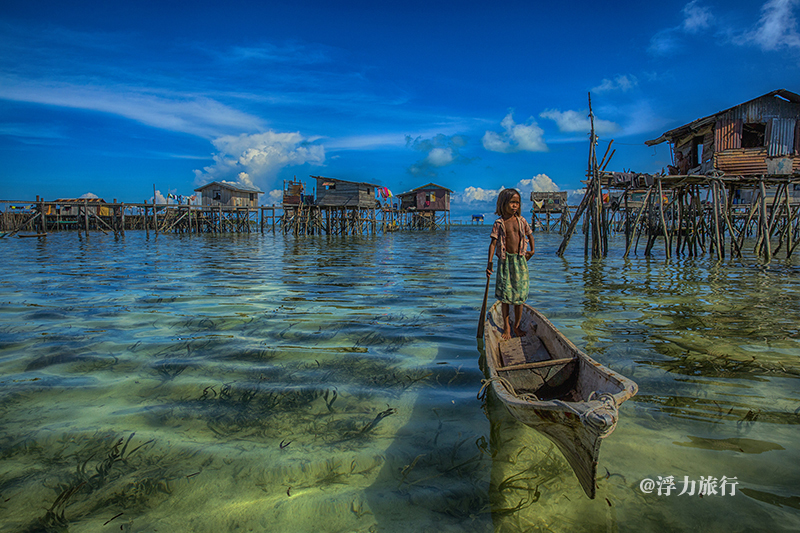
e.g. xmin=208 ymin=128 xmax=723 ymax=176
xmin=495 ymin=188 xmax=522 ymax=216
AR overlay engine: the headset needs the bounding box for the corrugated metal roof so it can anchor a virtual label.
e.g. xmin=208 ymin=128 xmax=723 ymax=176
xmin=397 ymin=182 xmax=454 ymax=197
xmin=194 ymin=181 xmax=264 ymax=194
xmin=646 ymin=89 xmax=800 ymax=146
xmin=311 ymin=175 xmax=381 ymax=188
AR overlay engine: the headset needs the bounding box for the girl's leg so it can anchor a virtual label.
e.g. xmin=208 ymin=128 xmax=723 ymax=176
xmin=501 ymin=303 xmax=511 ymax=340
xmin=513 ymin=304 xmax=526 ymax=336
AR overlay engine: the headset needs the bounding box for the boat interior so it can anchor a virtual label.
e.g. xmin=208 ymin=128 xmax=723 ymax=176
xmin=488 ymin=311 xmax=581 ymax=401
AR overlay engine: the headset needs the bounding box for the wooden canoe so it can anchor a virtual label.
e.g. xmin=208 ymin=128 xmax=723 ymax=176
xmin=482 ymin=301 xmax=638 ymax=499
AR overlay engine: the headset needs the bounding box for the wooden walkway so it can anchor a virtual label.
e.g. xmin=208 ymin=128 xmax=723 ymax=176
xmin=0 ymin=200 xmax=451 ymax=237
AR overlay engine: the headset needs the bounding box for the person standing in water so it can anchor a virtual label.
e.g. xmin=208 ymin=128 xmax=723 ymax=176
xmin=486 ymin=188 xmax=534 ymax=340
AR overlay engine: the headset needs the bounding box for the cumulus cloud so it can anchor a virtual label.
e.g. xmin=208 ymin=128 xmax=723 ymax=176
xmin=516 ymin=174 xmax=560 ymax=196
xmin=460 ymin=186 xmax=499 ymax=204
xmin=539 ymin=109 xmax=619 ymax=135
xmin=452 ymin=174 xmax=561 ymax=218
xmin=482 ymin=112 xmax=547 ymax=153
xmin=194 ymin=130 xmax=325 ymax=189
xmin=591 ymin=74 xmax=638 ymax=93
xmin=406 ymin=134 xmax=468 ymax=177
xmin=746 ymin=0 xmax=800 ymax=50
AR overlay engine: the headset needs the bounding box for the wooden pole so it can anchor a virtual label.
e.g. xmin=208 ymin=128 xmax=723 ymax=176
xmin=657 ymin=179 xmax=670 ymax=258
xmin=153 ymin=185 xmax=159 ymax=233
xmin=84 ymin=198 xmax=90 ymax=234
xmin=718 ymin=183 xmax=743 ymax=258
xmin=623 ymin=186 xmax=653 ymax=258
xmin=712 ymin=181 xmax=723 ymax=260
xmin=758 ymin=179 xmax=770 ymax=262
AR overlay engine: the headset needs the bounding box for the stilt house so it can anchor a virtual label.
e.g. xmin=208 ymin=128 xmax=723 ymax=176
xmin=645 ymin=89 xmax=800 ymax=178
xmin=531 ymin=192 xmax=568 ymax=213
xmin=397 ymin=183 xmax=452 ymax=211
xmin=312 ymin=176 xmax=380 ymax=208
xmin=194 ymin=181 xmax=262 ymax=207
xmin=52 ymin=197 xmax=110 ymax=216
xmin=396 ymin=183 xmax=452 ymax=229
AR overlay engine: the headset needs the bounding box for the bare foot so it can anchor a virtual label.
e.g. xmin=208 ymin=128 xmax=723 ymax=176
xmin=501 ymin=325 xmax=512 ymax=340
xmin=514 ymin=325 xmax=526 ymax=337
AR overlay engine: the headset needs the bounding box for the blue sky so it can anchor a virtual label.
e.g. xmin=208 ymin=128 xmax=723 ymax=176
xmin=1 ymin=0 xmax=799 ymax=219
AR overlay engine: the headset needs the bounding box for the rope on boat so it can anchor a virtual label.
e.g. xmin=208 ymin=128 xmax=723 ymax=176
xmin=477 ymin=377 xmax=539 ymax=402
xmin=554 ymin=391 xmax=619 ymax=439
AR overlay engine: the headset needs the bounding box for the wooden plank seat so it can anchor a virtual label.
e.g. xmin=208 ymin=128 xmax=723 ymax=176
xmin=498 ymin=357 xmax=577 ymax=372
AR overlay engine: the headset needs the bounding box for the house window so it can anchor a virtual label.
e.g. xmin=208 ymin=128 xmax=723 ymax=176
xmin=742 ymin=123 xmax=766 ymax=148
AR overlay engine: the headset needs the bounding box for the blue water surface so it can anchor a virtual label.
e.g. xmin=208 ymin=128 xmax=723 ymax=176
xmin=1 ymin=226 xmax=799 ymax=532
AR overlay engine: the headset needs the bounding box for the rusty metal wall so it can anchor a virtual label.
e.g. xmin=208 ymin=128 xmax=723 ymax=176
xmin=715 ymin=148 xmax=768 ymax=175
xmin=715 ymin=118 xmax=742 ymax=150
xmin=768 ymin=118 xmax=796 ymax=156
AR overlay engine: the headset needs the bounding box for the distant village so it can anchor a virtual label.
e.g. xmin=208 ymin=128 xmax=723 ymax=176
xmin=2 ymin=89 xmax=800 ymax=261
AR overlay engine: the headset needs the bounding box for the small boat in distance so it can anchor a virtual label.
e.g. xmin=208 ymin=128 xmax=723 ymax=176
xmin=481 ymin=301 xmax=638 ymax=499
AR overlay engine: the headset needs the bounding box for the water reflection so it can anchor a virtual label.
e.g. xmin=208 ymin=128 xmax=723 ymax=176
xmin=0 ymin=229 xmax=799 ymax=531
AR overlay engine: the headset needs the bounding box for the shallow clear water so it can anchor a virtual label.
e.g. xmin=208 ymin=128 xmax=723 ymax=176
xmin=1 ymin=227 xmax=799 ymax=532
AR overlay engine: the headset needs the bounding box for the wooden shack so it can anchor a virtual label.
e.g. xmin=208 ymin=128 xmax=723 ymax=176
xmin=530 ymin=191 xmax=569 ymax=232
xmin=52 ymin=197 xmax=110 ymax=216
xmin=194 ymin=181 xmax=262 ymax=207
xmin=397 ymin=183 xmax=452 ymax=211
xmin=312 ymin=176 xmax=379 ymax=208
xmin=646 ymin=89 xmax=800 ymax=177
xmin=531 ymin=191 xmax=567 ymax=213
xmin=282 ymin=179 xmax=312 ymax=206
xmin=394 ymin=183 xmax=452 ymax=229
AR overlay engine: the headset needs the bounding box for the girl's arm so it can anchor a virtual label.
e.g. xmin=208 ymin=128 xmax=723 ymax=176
xmin=487 ymin=238 xmax=497 ymax=277
xmin=524 ymin=220 xmax=535 ymax=259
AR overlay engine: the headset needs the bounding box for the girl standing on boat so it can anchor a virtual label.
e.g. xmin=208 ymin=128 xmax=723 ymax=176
xmin=486 ymin=188 xmax=534 ymax=340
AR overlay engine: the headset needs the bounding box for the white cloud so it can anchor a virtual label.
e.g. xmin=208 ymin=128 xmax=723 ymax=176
xmin=194 ymin=131 xmax=325 ymax=189
xmin=267 ymin=189 xmax=283 ymax=205
xmin=516 ymin=174 xmax=560 ymax=195
xmin=453 ymin=175 xmax=561 ymax=219
xmin=406 ymin=134 xmax=468 ymax=176
xmin=152 ymin=190 xmax=167 ymax=204
xmin=682 ymin=0 xmax=714 ymax=33
xmin=461 ymin=186 xmax=499 ymax=203
xmin=539 ymin=109 xmax=619 ymax=135
xmin=426 ymin=147 xmax=454 ymax=167
xmin=0 ymin=76 xmax=264 ymax=139
xmin=648 ymin=1 xmax=716 ymax=55
xmin=482 ymin=112 xmax=547 ymax=153
xmin=591 ymin=74 xmax=638 ymax=93
xmin=747 ymin=0 xmax=800 ymax=50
